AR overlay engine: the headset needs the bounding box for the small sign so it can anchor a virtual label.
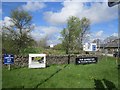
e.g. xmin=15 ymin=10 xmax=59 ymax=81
xmin=76 ymin=57 xmax=98 ymax=64
xmin=92 ymin=45 xmax=97 ymax=51
xmin=4 ymin=54 xmax=14 ymax=64
xmin=29 ymin=54 xmax=46 ymax=68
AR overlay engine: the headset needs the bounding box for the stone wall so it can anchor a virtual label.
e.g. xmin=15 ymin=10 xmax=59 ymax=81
xmin=46 ymin=55 xmax=68 ymax=65
xmin=2 ymin=54 xmax=102 ymax=67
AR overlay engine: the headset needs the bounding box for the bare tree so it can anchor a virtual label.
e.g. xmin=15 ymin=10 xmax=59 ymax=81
xmin=79 ymin=17 xmax=90 ymax=47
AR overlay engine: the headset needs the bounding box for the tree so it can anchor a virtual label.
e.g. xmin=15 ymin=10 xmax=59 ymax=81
xmin=61 ymin=28 xmax=69 ymax=54
xmin=37 ymin=36 xmax=48 ymax=49
xmin=61 ymin=16 xmax=90 ymax=54
xmin=67 ymin=16 xmax=81 ymax=51
xmin=79 ymin=17 xmax=90 ymax=48
xmin=54 ymin=43 xmax=63 ymax=50
xmin=92 ymin=39 xmax=102 ymax=45
xmin=2 ymin=9 xmax=34 ymax=54
xmin=61 ymin=16 xmax=82 ymax=54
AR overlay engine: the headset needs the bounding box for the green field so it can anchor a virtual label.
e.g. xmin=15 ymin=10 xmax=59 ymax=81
xmin=2 ymin=57 xmax=118 ymax=89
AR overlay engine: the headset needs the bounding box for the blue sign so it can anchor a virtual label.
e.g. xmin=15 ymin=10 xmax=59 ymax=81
xmin=4 ymin=54 xmax=14 ymax=64
xmin=92 ymin=45 xmax=96 ymax=51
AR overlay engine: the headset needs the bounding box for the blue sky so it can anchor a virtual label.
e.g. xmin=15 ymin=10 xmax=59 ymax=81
xmin=1 ymin=1 xmax=118 ymax=45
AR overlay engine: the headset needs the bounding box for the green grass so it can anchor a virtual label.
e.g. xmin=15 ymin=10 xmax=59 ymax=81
xmin=2 ymin=56 xmax=118 ymax=88
xmin=20 ymin=47 xmax=66 ymax=55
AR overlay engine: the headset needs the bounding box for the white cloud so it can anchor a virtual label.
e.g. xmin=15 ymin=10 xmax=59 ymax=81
xmin=44 ymin=2 xmax=117 ymax=25
xmin=96 ymin=30 xmax=103 ymax=37
xmin=84 ymin=30 xmax=105 ymax=43
xmin=47 ymin=35 xmax=62 ymax=45
xmin=2 ymin=16 xmax=14 ymax=27
xmin=112 ymin=33 xmax=118 ymax=37
xmin=22 ymin=2 xmax=46 ymax=12
xmin=85 ymin=31 xmax=119 ymax=43
xmin=31 ymin=25 xmax=62 ymax=43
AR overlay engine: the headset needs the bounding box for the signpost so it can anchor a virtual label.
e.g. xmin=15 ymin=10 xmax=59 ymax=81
xmin=108 ymin=0 xmax=120 ymax=65
xmin=4 ymin=54 xmax=14 ymax=70
xmin=76 ymin=57 xmax=98 ymax=65
xmin=108 ymin=2 xmax=120 ymax=89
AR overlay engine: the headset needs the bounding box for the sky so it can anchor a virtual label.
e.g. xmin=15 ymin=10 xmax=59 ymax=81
xmin=1 ymin=0 xmax=119 ymax=45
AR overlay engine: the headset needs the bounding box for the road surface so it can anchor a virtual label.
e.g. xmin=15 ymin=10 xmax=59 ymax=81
xmin=102 ymin=53 xmax=113 ymax=57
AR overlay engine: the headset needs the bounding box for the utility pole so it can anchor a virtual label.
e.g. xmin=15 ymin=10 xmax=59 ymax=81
xmin=68 ymin=29 xmax=70 ymax=64
xmin=117 ymin=2 xmax=119 ymax=65
xmin=108 ymin=0 xmax=120 ymax=64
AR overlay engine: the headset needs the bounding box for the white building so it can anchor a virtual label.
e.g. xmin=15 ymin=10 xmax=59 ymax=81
xmin=83 ymin=43 xmax=97 ymax=51
xmin=50 ymin=44 xmax=54 ymax=48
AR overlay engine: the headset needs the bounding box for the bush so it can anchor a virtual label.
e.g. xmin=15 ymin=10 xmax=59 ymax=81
xmin=19 ymin=47 xmax=39 ymax=55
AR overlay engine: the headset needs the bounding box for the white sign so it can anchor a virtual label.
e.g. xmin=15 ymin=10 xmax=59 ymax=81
xmin=29 ymin=54 xmax=46 ymax=68
xmin=83 ymin=43 xmax=97 ymax=51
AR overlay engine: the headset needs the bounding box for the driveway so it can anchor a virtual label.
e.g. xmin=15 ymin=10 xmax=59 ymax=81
xmin=102 ymin=53 xmax=113 ymax=57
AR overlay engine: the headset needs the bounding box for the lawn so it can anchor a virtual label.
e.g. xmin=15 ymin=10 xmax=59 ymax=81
xmin=20 ymin=47 xmax=66 ymax=56
xmin=2 ymin=56 xmax=118 ymax=89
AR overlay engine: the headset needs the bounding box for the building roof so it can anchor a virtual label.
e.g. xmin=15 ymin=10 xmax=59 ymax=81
xmin=106 ymin=39 xmax=120 ymax=48
xmin=99 ymin=39 xmax=120 ymax=48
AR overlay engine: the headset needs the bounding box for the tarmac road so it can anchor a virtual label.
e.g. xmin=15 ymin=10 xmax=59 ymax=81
xmin=102 ymin=53 xmax=113 ymax=57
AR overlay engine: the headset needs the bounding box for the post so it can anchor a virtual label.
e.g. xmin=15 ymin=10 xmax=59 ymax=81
xmin=8 ymin=64 xmax=10 ymax=70
xmin=118 ymin=4 xmax=120 ymax=65
xmin=118 ymin=4 xmax=120 ymax=90
xmin=68 ymin=29 xmax=70 ymax=64
xmin=103 ymin=42 xmax=105 ymax=60
xmin=105 ymin=49 xmax=107 ymax=61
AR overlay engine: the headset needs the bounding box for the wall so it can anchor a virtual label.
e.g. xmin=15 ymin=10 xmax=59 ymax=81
xmin=2 ymin=54 xmax=102 ymax=67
